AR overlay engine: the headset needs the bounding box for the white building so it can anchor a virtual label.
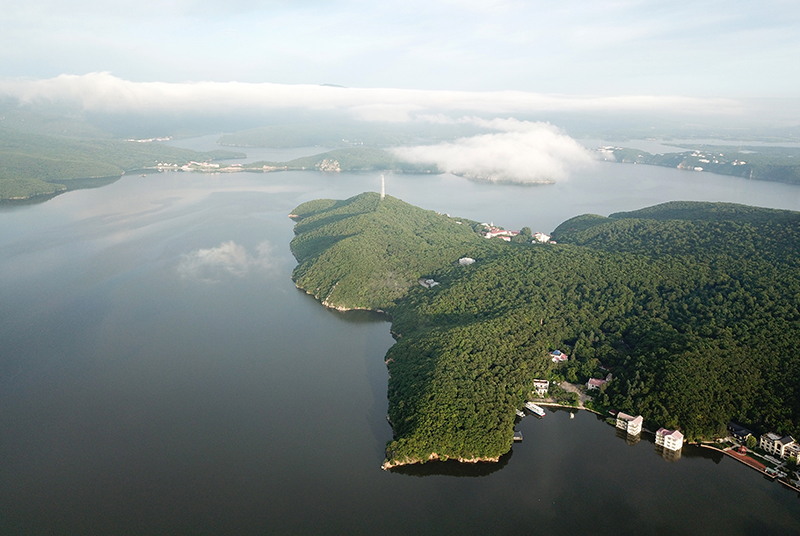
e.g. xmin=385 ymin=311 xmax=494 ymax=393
xmin=532 ymin=232 xmax=551 ymax=243
xmin=759 ymin=432 xmax=796 ymax=459
xmin=458 ymin=257 xmax=475 ymax=266
xmin=587 ymin=378 xmax=606 ymax=390
xmin=533 ymin=379 xmax=549 ymax=397
xmin=549 ymin=350 xmax=568 ymax=363
xmin=616 ymin=412 xmax=643 ymax=436
xmin=655 ymin=428 xmax=684 ymax=451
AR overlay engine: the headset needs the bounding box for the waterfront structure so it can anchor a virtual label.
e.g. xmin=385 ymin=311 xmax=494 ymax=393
xmin=759 ymin=432 xmax=796 ymax=459
xmin=655 ymin=428 xmax=684 ymax=451
xmin=550 ymin=350 xmax=568 ymax=363
xmin=533 ymin=379 xmax=549 ymax=396
xmin=616 ymin=412 xmax=643 ymax=436
xmin=524 ymin=401 xmax=546 ymax=416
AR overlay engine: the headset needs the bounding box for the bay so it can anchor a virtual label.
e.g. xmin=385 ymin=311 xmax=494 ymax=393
xmin=1 ymin=146 xmax=799 ymax=534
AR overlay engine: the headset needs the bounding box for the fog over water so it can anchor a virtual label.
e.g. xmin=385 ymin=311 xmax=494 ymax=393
xmin=2 ymin=142 xmax=800 ymax=534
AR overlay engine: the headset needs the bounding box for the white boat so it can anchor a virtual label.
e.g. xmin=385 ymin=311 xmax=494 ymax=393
xmin=516 ymin=409 xmax=525 ymax=418
xmin=524 ymin=402 xmax=545 ymax=417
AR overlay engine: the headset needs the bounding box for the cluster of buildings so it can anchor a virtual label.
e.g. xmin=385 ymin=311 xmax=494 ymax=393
xmin=729 ymin=423 xmax=799 ymax=460
xmin=615 ymin=412 xmax=684 ymax=453
xmin=479 ymin=224 xmax=554 ymax=244
xmin=481 ymin=226 xmax=519 ymax=241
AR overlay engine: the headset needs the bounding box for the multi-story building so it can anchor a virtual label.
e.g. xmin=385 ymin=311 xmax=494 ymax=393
xmin=615 ymin=412 xmax=643 ymax=436
xmin=533 ymin=379 xmax=549 ymax=397
xmin=759 ymin=432 xmax=796 ymax=459
xmin=655 ymin=428 xmax=684 ymax=451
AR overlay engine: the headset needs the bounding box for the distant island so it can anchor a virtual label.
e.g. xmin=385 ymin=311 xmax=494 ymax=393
xmin=290 ymin=192 xmax=800 ymax=468
xmin=603 ymin=145 xmax=800 ymax=185
xmin=245 ymin=147 xmax=439 ymax=175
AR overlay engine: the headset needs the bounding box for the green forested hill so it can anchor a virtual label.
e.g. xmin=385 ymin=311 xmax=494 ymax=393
xmin=250 ymin=147 xmax=439 ymax=174
xmin=0 ymin=125 xmax=243 ymax=200
xmin=290 ymin=194 xmax=800 ymax=467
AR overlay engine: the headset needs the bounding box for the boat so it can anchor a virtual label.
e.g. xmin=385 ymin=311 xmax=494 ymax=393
xmin=513 ymin=431 xmax=523 ymax=442
xmin=516 ymin=409 xmax=525 ymax=418
xmin=524 ymin=401 xmax=546 ymax=417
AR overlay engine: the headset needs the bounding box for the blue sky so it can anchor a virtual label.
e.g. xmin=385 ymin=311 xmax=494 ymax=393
xmin=2 ymin=0 xmax=799 ymax=98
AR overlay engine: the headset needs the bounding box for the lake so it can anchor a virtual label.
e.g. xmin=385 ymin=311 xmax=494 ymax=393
xmin=1 ymin=147 xmax=799 ymax=534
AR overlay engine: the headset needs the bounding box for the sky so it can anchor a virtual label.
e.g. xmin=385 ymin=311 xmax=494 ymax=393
xmin=2 ymin=0 xmax=799 ymax=98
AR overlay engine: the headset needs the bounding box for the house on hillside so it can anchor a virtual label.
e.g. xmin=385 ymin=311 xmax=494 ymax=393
xmin=655 ymin=428 xmax=684 ymax=451
xmin=549 ymin=350 xmax=568 ymax=363
xmin=616 ymin=412 xmax=643 ymax=436
xmin=532 ymin=232 xmax=551 ymax=243
xmin=482 ymin=226 xmax=520 ymax=240
xmin=760 ymin=432 xmax=796 ymax=459
xmin=587 ymin=378 xmax=607 ymax=390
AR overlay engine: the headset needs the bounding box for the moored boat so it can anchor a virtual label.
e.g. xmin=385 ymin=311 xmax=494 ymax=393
xmin=524 ymin=401 xmax=546 ymax=417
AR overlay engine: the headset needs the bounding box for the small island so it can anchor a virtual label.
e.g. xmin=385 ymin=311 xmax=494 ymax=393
xmin=290 ymin=193 xmax=800 ymax=468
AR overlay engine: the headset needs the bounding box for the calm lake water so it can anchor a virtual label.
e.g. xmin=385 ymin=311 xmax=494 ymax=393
xmin=2 ymin=146 xmax=800 ymax=534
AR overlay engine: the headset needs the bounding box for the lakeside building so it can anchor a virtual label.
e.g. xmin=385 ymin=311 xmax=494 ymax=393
xmin=759 ymin=432 xmax=796 ymax=459
xmin=727 ymin=422 xmax=754 ymax=443
xmin=533 ymin=379 xmax=549 ymax=397
xmin=655 ymin=428 xmax=684 ymax=451
xmin=550 ymin=350 xmax=568 ymax=363
xmin=616 ymin=413 xmax=643 ymax=436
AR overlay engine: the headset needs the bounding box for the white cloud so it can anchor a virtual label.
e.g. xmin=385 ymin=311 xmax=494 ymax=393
xmin=177 ymin=240 xmax=274 ymax=282
xmin=0 ymin=72 xmax=745 ymax=120
xmin=393 ymin=119 xmax=595 ymax=184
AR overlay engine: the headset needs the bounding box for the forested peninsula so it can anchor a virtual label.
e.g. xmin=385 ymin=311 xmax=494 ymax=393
xmin=0 ymin=124 xmax=241 ymax=201
xmin=290 ymin=192 xmax=800 ymax=468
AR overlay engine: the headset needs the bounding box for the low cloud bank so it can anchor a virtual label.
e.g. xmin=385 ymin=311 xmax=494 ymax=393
xmin=393 ymin=118 xmax=594 ymax=183
xmin=0 ymin=72 xmax=743 ymax=120
xmin=177 ymin=240 xmax=274 ymax=282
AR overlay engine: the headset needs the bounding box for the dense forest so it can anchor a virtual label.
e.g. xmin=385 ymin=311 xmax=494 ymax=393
xmin=290 ymin=193 xmax=800 ymax=467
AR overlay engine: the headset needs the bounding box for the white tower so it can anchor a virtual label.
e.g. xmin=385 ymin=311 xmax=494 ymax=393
xmin=380 ymin=174 xmax=385 ymax=200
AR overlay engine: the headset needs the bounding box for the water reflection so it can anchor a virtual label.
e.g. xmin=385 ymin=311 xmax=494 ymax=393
xmin=296 ymin=290 xmax=393 ymax=324
xmin=615 ymin=427 xmax=641 ymax=446
xmin=655 ymin=445 xmax=682 ymax=462
xmin=389 ymin=450 xmax=513 ymax=477
xmin=682 ymin=444 xmax=724 ymax=464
